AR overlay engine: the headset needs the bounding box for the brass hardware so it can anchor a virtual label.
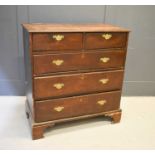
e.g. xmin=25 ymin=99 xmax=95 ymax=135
xmin=100 ymin=57 xmax=110 ymax=63
xmin=52 ymin=34 xmax=64 ymax=41
xmin=53 ymin=83 xmax=64 ymax=89
xmin=79 ymin=98 xmax=83 ymax=102
xmin=52 ymin=59 xmax=64 ymax=66
xmin=102 ymin=34 xmax=112 ymax=40
xmin=54 ymin=106 xmax=64 ymax=112
xmin=80 ymin=74 xmax=85 ymax=80
xmin=81 ymin=53 xmax=85 ymax=59
xmin=97 ymin=100 xmax=107 ymax=106
xmin=99 ymin=78 xmax=109 ymax=84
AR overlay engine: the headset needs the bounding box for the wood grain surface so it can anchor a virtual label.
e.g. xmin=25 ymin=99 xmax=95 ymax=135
xmin=35 ymin=91 xmax=121 ymax=122
xmin=34 ymin=70 xmax=124 ymax=100
xmin=33 ymin=49 xmax=126 ymax=75
xmin=22 ymin=23 xmax=130 ymax=32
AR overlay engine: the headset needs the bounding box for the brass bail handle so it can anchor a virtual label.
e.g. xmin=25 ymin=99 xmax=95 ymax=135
xmin=52 ymin=59 xmax=64 ymax=66
xmin=102 ymin=33 xmax=112 ymax=40
xmin=100 ymin=57 xmax=110 ymax=63
xmin=54 ymin=106 xmax=64 ymax=112
xmin=97 ymin=100 xmax=107 ymax=106
xmin=52 ymin=34 xmax=64 ymax=41
xmin=99 ymin=78 xmax=109 ymax=84
xmin=53 ymin=83 xmax=64 ymax=90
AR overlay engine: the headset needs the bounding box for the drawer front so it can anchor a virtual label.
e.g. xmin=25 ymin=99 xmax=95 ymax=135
xmin=85 ymin=32 xmax=127 ymax=49
xmin=35 ymin=91 xmax=121 ymax=122
xmin=33 ymin=49 xmax=126 ymax=75
xmin=34 ymin=70 xmax=124 ymax=100
xmin=33 ymin=33 xmax=83 ymax=51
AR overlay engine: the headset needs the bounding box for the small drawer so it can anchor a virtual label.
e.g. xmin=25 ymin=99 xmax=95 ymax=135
xmin=35 ymin=91 xmax=121 ymax=122
xmin=34 ymin=70 xmax=124 ymax=100
xmin=85 ymin=32 xmax=127 ymax=49
xmin=32 ymin=33 xmax=83 ymax=51
xmin=33 ymin=49 xmax=126 ymax=75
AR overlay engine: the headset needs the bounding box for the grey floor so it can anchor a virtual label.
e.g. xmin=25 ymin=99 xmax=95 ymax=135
xmin=0 ymin=96 xmax=155 ymax=149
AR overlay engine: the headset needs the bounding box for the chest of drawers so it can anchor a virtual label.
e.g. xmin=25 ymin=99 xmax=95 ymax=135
xmin=22 ymin=24 xmax=129 ymax=140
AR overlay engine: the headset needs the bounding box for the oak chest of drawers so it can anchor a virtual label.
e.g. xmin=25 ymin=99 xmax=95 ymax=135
xmin=22 ymin=24 xmax=129 ymax=140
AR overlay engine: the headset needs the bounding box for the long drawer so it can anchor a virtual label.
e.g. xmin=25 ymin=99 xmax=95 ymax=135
xmin=34 ymin=70 xmax=124 ymax=100
xmin=34 ymin=91 xmax=121 ymax=122
xmin=33 ymin=49 xmax=126 ymax=75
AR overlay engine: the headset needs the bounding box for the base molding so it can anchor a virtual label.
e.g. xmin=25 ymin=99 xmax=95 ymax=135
xmin=25 ymin=100 xmax=121 ymax=140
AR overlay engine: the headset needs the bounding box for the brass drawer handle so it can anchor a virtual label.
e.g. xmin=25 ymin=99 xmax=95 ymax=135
xmin=97 ymin=100 xmax=107 ymax=106
xmin=53 ymin=83 xmax=64 ymax=89
xmin=54 ymin=106 xmax=64 ymax=112
xmin=52 ymin=59 xmax=64 ymax=66
xmin=100 ymin=57 xmax=110 ymax=63
xmin=99 ymin=78 xmax=109 ymax=84
xmin=102 ymin=33 xmax=112 ymax=40
xmin=53 ymin=34 xmax=64 ymax=41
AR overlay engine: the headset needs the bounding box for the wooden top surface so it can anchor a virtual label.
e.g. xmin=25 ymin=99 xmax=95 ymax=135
xmin=22 ymin=23 xmax=130 ymax=33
